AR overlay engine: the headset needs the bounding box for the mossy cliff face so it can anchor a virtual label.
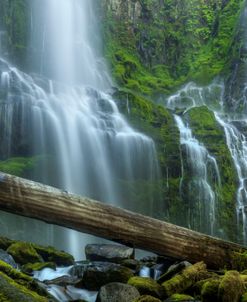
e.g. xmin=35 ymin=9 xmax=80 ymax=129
xmin=114 ymin=90 xmax=184 ymax=221
xmin=185 ymin=106 xmax=238 ymax=240
xmin=99 ymin=0 xmax=244 ymax=96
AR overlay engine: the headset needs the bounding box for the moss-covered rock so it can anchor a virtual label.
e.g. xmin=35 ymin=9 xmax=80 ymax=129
xmin=133 ymin=295 xmax=162 ymax=302
xmin=161 ymin=262 xmax=208 ymax=298
xmin=0 ymin=272 xmax=48 ymax=302
xmin=218 ymin=270 xmax=245 ymax=302
xmin=82 ymin=263 xmax=134 ymax=291
xmin=166 ymin=294 xmax=195 ymax=301
xmin=128 ymin=277 xmax=164 ymax=299
xmin=201 ymin=278 xmax=220 ymax=302
xmin=0 ymin=260 xmax=53 ymax=300
xmin=21 ymin=262 xmax=56 ymax=274
xmin=7 ymin=242 xmax=42 ymax=265
xmin=32 ymin=244 xmax=74 ymax=266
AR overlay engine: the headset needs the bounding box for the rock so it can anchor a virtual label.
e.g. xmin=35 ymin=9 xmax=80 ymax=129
xmin=0 ymin=249 xmax=17 ymax=268
xmin=69 ymin=262 xmax=89 ymax=278
xmin=201 ymin=278 xmax=220 ymax=302
xmin=81 ymin=262 xmax=134 ymax=290
xmin=0 ymin=260 xmax=55 ymax=301
xmin=128 ymin=276 xmax=165 ymax=299
xmin=85 ymin=244 xmax=134 ymax=263
xmin=7 ymin=242 xmax=43 ymax=265
xmin=22 ymin=262 xmax=56 ymax=274
xmin=161 ymin=262 xmax=208 ymax=298
xmin=0 ymin=236 xmax=14 ymax=250
xmin=0 ymin=272 xmax=50 ymax=302
xmin=44 ymin=275 xmax=78 ymax=286
xmin=158 ymin=261 xmax=192 ymax=283
xmin=218 ymin=271 xmax=245 ymax=302
xmin=133 ymin=295 xmax=162 ymax=302
xmin=165 ymin=294 xmax=195 ymax=301
xmin=96 ymin=282 xmax=140 ymax=302
xmin=32 ymin=244 xmax=74 ymax=266
xmin=120 ymin=258 xmax=141 ymax=272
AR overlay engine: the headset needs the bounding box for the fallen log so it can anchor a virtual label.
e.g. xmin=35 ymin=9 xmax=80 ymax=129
xmin=0 ymin=172 xmax=246 ymax=269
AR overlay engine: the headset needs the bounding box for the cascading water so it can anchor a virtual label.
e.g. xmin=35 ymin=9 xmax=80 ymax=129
xmin=215 ymin=114 xmax=247 ymax=244
xmin=0 ymin=0 xmax=161 ymax=259
xmin=174 ymin=114 xmax=220 ymax=235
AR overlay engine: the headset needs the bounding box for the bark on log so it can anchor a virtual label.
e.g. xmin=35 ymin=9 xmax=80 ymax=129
xmin=0 ymin=172 xmax=246 ymax=269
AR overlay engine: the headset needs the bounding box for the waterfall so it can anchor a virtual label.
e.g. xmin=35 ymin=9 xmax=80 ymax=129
xmin=0 ymin=0 xmax=161 ymax=259
xmin=174 ymin=115 xmax=220 ymax=235
xmin=215 ymin=114 xmax=247 ymax=244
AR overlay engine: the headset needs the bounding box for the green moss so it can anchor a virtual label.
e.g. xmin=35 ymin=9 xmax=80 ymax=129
xmin=0 ymin=157 xmax=42 ymax=177
xmin=128 ymin=277 xmax=164 ymax=299
xmin=169 ymin=294 xmax=195 ymax=301
xmin=161 ymin=262 xmax=207 ymax=297
xmin=21 ymin=262 xmax=56 ymax=274
xmin=0 ymin=272 xmax=48 ymax=302
xmin=100 ymin=0 xmax=244 ymax=96
xmin=231 ymin=252 xmax=247 ymax=272
xmin=201 ymin=279 xmax=220 ymax=302
xmin=133 ymin=295 xmax=161 ymax=302
xmin=0 ymin=260 xmax=52 ymax=300
xmin=241 ymin=292 xmax=247 ymax=302
xmin=7 ymin=242 xmax=42 ymax=265
xmin=218 ymin=271 xmax=245 ymax=302
xmin=31 ymin=244 xmax=74 ymax=266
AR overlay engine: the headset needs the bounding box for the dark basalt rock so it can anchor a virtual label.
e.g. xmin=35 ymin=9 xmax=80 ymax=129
xmin=80 ymin=261 xmax=134 ymax=291
xmin=85 ymin=244 xmax=134 ymax=263
xmin=96 ymin=282 xmax=140 ymax=302
xmin=0 ymin=249 xmax=17 ymax=268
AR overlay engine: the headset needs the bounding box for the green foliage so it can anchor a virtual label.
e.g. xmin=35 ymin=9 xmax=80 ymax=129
xmin=101 ymin=0 xmax=244 ymax=96
xmin=0 ymin=157 xmax=40 ymax=177
xmin=0 ymin=0 xmax=30 ymax=66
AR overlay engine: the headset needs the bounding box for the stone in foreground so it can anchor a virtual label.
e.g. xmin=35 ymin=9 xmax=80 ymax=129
xmin=96 ymin=282 xmax=140 ymax=302
xmin=85 ymin=244 xmax=134 ymax=263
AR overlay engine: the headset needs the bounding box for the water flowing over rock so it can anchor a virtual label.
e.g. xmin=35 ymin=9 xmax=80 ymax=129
xmin=0 ymin=0 xmax=161 ymax=260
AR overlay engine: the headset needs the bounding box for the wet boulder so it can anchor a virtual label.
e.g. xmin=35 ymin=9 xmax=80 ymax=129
xmin=161 ymin=262 xmax=208 ymax=297
xmin=32 ymin=244 xmax=74 ymax=266
xmin=96 ymin=282 xmax=140 ymax=302
xmin=164 ymin=294 xmax=195 ymax=301
xmin=128 ymin=276 xmax=165 ymax=299
xmin=85 ymin=244 xmax=134 ymax=263
xmin=7 ymin=242 xmax=43 ymax=265
xmin=0 ymin=249 xmax=17 ymax=268
xmin=133 ymin=295 xmax=162 ymax=301
xmin=80 ymin=262 xmax=134 ymax=290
